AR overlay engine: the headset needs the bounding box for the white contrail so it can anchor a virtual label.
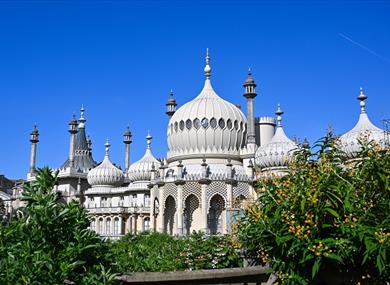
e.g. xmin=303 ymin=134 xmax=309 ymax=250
xmin=338 ymin=32 xmax=390 ymax=63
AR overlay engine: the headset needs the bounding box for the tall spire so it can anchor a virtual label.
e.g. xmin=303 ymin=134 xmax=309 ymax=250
xmin=276 ymin=104 xmax=284 ymax=127
xmin=29 ymin=124 xmax=39 ymax=176
xmin=146 ymin=131 xmax=152 ymax=149
xmin=204 ymin=48 xmax=211 ymax=79
xmin=358 ymin=87 xmax=367 ymax=114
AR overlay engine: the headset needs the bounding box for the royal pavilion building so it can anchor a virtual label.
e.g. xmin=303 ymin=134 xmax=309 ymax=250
xmin=24 ymin=51 xmax=387 ymax=239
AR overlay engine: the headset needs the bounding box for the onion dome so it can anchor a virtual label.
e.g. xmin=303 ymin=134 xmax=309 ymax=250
xmin=255 ymin=104 xmax=297 ymax=171
xmin=339 ymin=88 xmax=385 ymax=159
xmin=167 ymin=49 xmax=247 ymax=161
xmin=87 ymin=140 xmax=124 ymax=186
xmin=127 ymin=132 xmax=160 ymax=182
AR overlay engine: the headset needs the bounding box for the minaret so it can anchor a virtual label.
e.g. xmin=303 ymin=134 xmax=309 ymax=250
xmin=243 ymin=68 xmax=257 ymax=146
xmin=123 ymin=126 xmax=132 ymax=171
xmin=68 ymin=114 xmax=78 ymax=168
xmin=29 ymin=125 xmax=39 ymax=176
xmin=166 ymin=89 xmax=177 ymax=119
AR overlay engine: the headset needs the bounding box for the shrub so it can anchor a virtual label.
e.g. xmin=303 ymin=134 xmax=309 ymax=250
xmin=111 ymin=231 xmax=242 ymax=272
xmin=237 ymin=134 xmax=390 ymax=284
xmin=0 ymin=168 xmax=117 ymax=285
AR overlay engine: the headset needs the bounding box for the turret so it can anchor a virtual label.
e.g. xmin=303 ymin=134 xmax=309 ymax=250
xmin=29 ymin=125 xmax=39 ymax=176
xmin=123 ymin=126 xmax=132 ymax=171
xmin=256 ymin=116 xmax=276 ymax=146
xmin=68 ymin=114 xmax=78 ymax=168
xmin=166 ymin=90 xmax=177 ymax=119
xmin=243 ymin=68 xmax=257 ymax=146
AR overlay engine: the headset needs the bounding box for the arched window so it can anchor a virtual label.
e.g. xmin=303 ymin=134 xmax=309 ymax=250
xmin=208 ymin=195 xmax=225 ymax=235
xmin=179 ymin=120 xmax=185 ymax=131
xmin=98 ymin=218 xmax=103 ymax=234
xmin=164 ymin=196 xmax=176 ymax=235
xmin=91 ymin=219 xmax=96 ymax=232
xmin=183 ymin=194 xmax=199 ymax=235
xmin=186 ymin=119 xmax=192 ymax=130
xmin=106 ymin=218 xmax=111 ymax=235
xmin=193 ymin=118 xmax=201 ymax=130
xmin=227 ymin=119 xmax=233 ymax=130
xmin=144 ymin=217 xmax=150 ymax=231
xmin=210 ymin=118 xmax=217 ymax=129
xmin=114 ymin=217 xmax=120 ymax=235
xmin=218 ymin=118 xmax=225 ymax=129
xmin=201 ymin=118 xmax=209 ymax=129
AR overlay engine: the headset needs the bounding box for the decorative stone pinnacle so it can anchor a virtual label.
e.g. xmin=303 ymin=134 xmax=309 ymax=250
xmin=358 ymin=87 xmax=367 ymax=113
xmin=276 ymin=104 xmax=284 ymax=127
xmin=204 ymin=48 xmax=211 ymax=79
xmin=105 ymin=139 xmax=110 ymax=156
xmin=146 ymin=131 xmax=152 ymax=149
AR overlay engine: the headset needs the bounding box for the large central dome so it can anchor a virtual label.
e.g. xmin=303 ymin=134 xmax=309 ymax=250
xmin=167 ymin=51 xmax=247 ymax=162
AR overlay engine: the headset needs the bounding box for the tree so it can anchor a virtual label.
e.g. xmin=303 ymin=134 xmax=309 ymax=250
xmin=237 ymin=134 xmax=390 ymax=284
xmin=0 ymin=167 xmax=117 ymax=284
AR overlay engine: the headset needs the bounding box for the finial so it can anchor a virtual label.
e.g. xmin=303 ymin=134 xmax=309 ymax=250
xmin=204 ymin=48 xmax=211 ymax=79
xmin=248 ymin=67 xmax=252 ymax=75
xmin=79 ymin=104 xmax=86 ymax=124
xmin=105 ymin=139 xmax=110 ymax=156
xmin=146 ymin=131 xmax=152 ymax=149
xmin=358 ymin=87 xmax=367 ymax=113
xmin=275 ymin=104 xmax=284 ymax=127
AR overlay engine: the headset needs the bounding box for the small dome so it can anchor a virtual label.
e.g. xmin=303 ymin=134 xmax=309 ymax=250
xmin=167 ymin=50 xmax=247 ymax=161
xmin=255 ymin=105 xmax=297 ymax=170
xmin=127 ymin=132 xmax=159 ymax=182
xmin=339 ymin=88 xmax=385 ymax=159
xmin=87 ymin=140 xmax=124 ymax=186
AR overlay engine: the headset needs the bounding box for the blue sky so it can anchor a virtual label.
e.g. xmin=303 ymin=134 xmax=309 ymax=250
xmin=0 ymin=0 xmax=389 ymax=179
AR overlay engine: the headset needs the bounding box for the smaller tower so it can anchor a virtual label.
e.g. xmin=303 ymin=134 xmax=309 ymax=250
xmin=29 ymin=125 xmax=39 ymax=176
xmin=166 ymin=90 xmax=177 ymax=119
xmin=244 ymin=68 xmax=257 ymax=146
xmin=123 ymin=126 xmax=132 ymax=171
xmin=68 ymin=114 xmax=78 ymax=168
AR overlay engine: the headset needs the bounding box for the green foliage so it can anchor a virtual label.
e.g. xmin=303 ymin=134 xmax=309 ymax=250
xmin=237 ymin=134 xmax=390 ymax=284
xmin=111 ymin=231 xmax=242 ymax=272
xmin=0 ymin=167 xmax=117 ymax=285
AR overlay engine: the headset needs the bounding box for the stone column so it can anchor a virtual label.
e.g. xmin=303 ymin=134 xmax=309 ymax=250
xmin=175 ymin=182 xmax=184 ymax=236
xmin=139 ymin=214 xmax=144 ymax=232
xmin=118 ymin=216 xmax=123 ymax=235
xmin=68 ymin=115 xmax=78 ymax=168
xmin=132 ymin=214 xmax=137 ymax=234
xmin=157 ymin=183 xmax=165 ymax=233
xmin=200 ymin=183 xmax=208 ymax=233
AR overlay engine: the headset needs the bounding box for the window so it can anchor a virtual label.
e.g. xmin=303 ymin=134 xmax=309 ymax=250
xmin=106 ymin=218 xmax=111 ymax=235
xmin=144 ymin=218 xmax=150 ymax=231
xmin=193 ymin=118 xmax=201 ymax=130
xmin=144 ymin=194 xmax=151 ymax=207
xmin=179 ymin=120 xmax=185 ymax=131
xmin=114 ymin=218 xmax=120 ymax=235
xmin=234 ymin=120 xmax=239 ymax=130
xmin=101 ymin=197 xmax=108 ymax=207
xmin=227 ymin=119 xmax=232 ymax=129
xmin=210 ymin=118 xmax=217 ymax=129
xmin=185 ymin=119 xmax=192 ymax=130
xmin=218 ymin=118 xmax=225 ymax=129
xmin=201 ymin=118 xmax=209 ymax=129
xmin=174 ymin=122 xmax=178 ymax=132
xmin=98 ymin=218 xmax=103 ymax=234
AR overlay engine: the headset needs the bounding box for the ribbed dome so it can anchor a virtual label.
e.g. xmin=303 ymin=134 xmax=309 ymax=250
xmin=127 ymin=133 xmax=159 ymax=182
xmin=339 ymin=88 xmax=385 ymax=159
xmin=167 ymin=51 xmax=247 ymax=161
xmin=87 ymin=141 xmax=124 ymax=186
xmin=255 ymin=105 xmax=297 ymax=170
